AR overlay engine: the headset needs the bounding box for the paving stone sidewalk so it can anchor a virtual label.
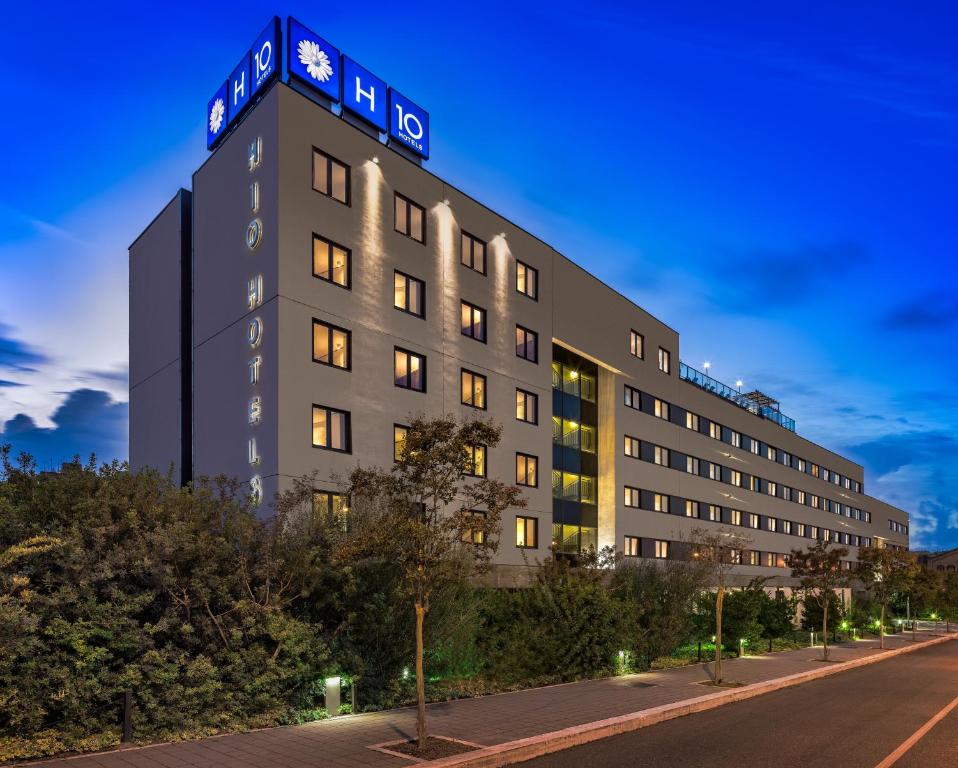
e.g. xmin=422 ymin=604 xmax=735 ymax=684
xmin=25 ymin=631 xmax=955 ymax=768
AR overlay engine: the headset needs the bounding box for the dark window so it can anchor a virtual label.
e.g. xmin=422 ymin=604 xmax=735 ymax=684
xmin=516 ymin=260 xmax=538 ymax=299
xmin=394 ymin=192 xmax=425 ymax=243
xmin=461 ymin=231 xmax=486 ymax=274
xmin=312 ymin=404 xmax=351 ymax=452
xmin=394 ymin=347 xmax=426 ymax=392
xmin=312 ymin=320 xmax=350 ymax=369
xmin=516 ymin=325 xmax=538 ymax=362
xmin=461 ymin=369 xmax=487 ymax=409
xmin=658 ymin=347 xmax=671 ymax=373
xmin=516 ymin=389 xmax=538 ymax=424
xmin=312 ymin=148 xmax=350 ymax=204
xmin=516 ymin=453 xmax=538 ymax=487
xmin=394 ymin=271 xmax=425 ymax=317
xmin=313 ymin=235 xmax=350 ymax=288
xmin=461 ymin=300 xmax=487 ymax=342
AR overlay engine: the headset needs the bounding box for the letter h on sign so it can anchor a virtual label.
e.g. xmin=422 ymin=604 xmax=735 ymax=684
xmin=341 ymin=56 xmax=387 ymax=132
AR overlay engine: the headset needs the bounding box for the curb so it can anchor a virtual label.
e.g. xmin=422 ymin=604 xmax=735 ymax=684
xmin=427 ymin=634 xmax=957 ymax=768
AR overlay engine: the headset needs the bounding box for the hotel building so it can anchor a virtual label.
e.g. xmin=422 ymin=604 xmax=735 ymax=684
xmin=130 ymin=80 xmax=909 ymax=585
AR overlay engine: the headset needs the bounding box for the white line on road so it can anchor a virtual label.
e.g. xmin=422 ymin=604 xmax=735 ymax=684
xmin=873 ymin=694 xmax=958 ymax=768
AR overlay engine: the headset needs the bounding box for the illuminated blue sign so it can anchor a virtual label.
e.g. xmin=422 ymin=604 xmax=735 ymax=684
xmin=207 ymin=81 xmax=229 ymax=150
xmin=228 ymin=52 xmax=251 ymax=125
xmin=341 ymin=57 xmax=387 ymax=132
xmin=287 ymin=17 xmax=341 ymax=102
xmin=252 ymin=17 xmax=281 ymax=95
xmin=389 ymin=89 xmax=429 ymax=159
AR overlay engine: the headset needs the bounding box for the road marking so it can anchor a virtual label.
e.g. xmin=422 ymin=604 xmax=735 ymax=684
xmin=873 ymin=694 xmax=958 ymax=768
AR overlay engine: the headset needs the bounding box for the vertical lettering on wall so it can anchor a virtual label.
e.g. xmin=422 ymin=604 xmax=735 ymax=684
xmin=246 ymin=136 xmax=265 ymax=506
xmin=248 ymin=274 xmax=263 ymax=309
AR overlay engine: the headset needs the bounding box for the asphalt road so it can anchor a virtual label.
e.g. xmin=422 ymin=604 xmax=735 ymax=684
xmin=524 ymin=640 xmax=958 ymax=768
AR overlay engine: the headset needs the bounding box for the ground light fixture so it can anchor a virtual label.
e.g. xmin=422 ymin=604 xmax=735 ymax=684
xmin=325 ymin=676 xmax=341 ymax=716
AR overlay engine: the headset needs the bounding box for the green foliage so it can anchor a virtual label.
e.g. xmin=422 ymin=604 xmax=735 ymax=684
xmin=800 ymin=589 xmax=845 ymax=631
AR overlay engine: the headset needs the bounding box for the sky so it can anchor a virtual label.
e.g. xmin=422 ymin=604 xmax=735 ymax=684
xmin=0 ymin=2 xmax=956 ymax=549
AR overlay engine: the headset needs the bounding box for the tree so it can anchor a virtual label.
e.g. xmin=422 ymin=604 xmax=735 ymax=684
xmin=790 ymin=540 xmax=849 ymax=660
xmin=340 ymin=415 xmax=525 ymax=750
xmin=857 ymin=546 xmax=917 ymax=649
xmin=690 ymin=528 xmax=752 ymax=684
xmin=759 ymin=587 xmax=797 ymax=646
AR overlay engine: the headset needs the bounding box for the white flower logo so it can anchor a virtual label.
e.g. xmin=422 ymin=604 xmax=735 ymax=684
xmin=209 ymin=98 xmax=225 ymax=134
xmin=297 ymin=39 xmax=333 ymax=82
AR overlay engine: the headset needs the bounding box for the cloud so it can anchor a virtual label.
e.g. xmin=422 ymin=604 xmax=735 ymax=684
xmin=848 ymin=430 xmax=956 ymax=476
xmin=0 ymin=322 xmax=48 ymax=372
xmin=1 ymin=388 xmax=127 ymax=468
xmin=0 ymin=380 xmax=24 ymax=388
xmin=882 ymin=292 xmax=958 ymax=332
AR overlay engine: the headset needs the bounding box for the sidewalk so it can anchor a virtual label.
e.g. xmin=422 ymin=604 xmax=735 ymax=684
xmin=25 ymin=630 xmax=956 ymax=768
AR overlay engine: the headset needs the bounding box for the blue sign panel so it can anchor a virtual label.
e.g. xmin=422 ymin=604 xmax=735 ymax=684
xmin=252 ymin=16 xmax=281 ymax=95
xmin=287 ymin=17 xmax=341 ymax=102
xmin=228 ymin=52 xmax=251 ymax=125
xmin=388 ymin=89 xmax=429 ymax=159
xmin=207 ymin=81 xmax=229 ymax=150
xmin=341 ymin=57 xmax=387 ymax=132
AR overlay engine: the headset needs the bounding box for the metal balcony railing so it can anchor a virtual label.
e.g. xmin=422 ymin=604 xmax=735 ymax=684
xmin=679 ymin=362 xmax=796 ymax=432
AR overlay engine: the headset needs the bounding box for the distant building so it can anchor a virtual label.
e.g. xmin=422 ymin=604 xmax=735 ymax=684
xmin=916 ymin=549 xmax=958 ymax=572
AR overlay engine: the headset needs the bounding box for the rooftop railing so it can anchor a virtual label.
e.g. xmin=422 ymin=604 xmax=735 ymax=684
xmin=679 ymin=362 xmax=796 ymax=432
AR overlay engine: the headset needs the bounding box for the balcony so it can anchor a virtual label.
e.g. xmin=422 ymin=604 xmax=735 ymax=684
xmin=679 ymin=362 xmax=796 ymax=432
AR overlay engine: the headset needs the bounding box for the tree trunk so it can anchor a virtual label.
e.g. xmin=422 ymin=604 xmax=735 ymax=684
xmin=415 ymin=601 xmax=427 ymax=750
xmin=715 ymin=585 xmax=725 ymax=684
xmin=822 ymin=598 xmax=829 ymax=661
xmin=880 ymin=603 xmax=886 ymax=650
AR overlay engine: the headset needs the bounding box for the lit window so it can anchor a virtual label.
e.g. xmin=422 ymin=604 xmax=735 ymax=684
xmin=516 ymin=515 xmax=538 ymax=548
xmin=811 ymin=495 xmax=820 ymax=509
xmin=654 ymin=399 xmax=669 ymax=420
xmin=394 ymin=271 xmax=424 ymax=317
xmin=747 ymin=551 xmax=759 ymax=566
xmin=654 ymin=446 xmax=669 ymax=466
xmin=460 ymin=300 xmax=487 ymax=342
xmin=769 ymin=517 xmax=778 ymax=532
xmin=731 ymin=509 xmax=742 ymax=526
xmin=394 ymin=192 xmax=425 ymax=243
xmin=708 ymin=504 xmax=720 ymax=521
xmin=654 ymin=540 xmax=669 ymax=559
xmin=686 ymin=412 xmax=699 ymax=431
xmin=782 ymin=519 xmax=793 ymax=535
xmin=796 ymin=523 xmax=806 ymax=537
xmin=768 ymin=481 xmax=777 ymax=496
xmin=731 ymin=470 xmax=742 ymax=487
xmin=710 ymin=422 xmax=721 ymax=440
xmin=748 ymin=513 xmax=759 ymax=529
xmin=395 ymin=348 xmax=426 ymax=392
xmin=624 ymin=486 xmax=640 ymax=507
xmin=749 ymin=476 xmax=760 ymax=492
xmin=313 ymin=234 xmax=350 ymax=288
xmin=686 ymin=456 xmax=699 ymax=474
xmin=729 ymin=549 xmax=741 ymax=565
xmin=685 ymin=500 xmax=699 ymax=518
xmin=731 ymin=431 xmax=741 ymax=448
xmin=709 ymin=463 xmax=720 ymax=480
xmin=461 ymin=230 xmax=486 ymax=274
xmin=312 ymin=148 xmax=349 ymax=204
xmin=624 ymin=436 xmax=640 ymax=457
xmin=810 ymin=526 xmax=819 ymax=539
xmin=624 ymin=535 xmax=640 ymax=557
xmin=465 ymin=444 xmax=486 ymax=477
xmin=312 ymin=320 xmax=350 ymax=369
xmin=658 ymin=347 xmax=671 ymax=373
xmin=766 ymin=446 xmax=776 ymax=461
xmin=516 ymin=389 xmax=538 ymax=424
xmin=798 ymin=458 xmax=806 ymax=472
xmin=313 ymin=490 xmax=347 ymax=526
xmin=750 ymin=440 xmax=760 ymax=455
xmin=812 ymin=464 xmax=820 ymax=478
xmin=625 ymin=385 xmax=641 ymax=410
xmin=783 ymin=487 xmax=792 ymax=501
xmin=463 ymin=511 xmax=486 ymax=545
xmin=516 ymin=260 xmax=538 ymax=299
xmin=630 ymin=330 xmax=644 ymax=359
xmin=797 ymin=490 xmax=806 ymax=505
xmin=461 ymin=369 xmax=486 ymax=409
xmin=516 ymin=325 xmax=538 ymax=362
xmin=654 ymin=493 xmax=669 ymax=512
xmin=312 ymin=404 xmax=350 ymax=452
xmin=393 ymin=424 xmax=409 ymax=462
xmin=516 ymin=453 xmax=538 ymax=487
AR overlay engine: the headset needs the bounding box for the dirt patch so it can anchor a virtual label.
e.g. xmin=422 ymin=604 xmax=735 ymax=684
xmin=697 ymin=680 xmax=745 ymax=688
xmin=373 ymin=735 xmax=481 ymax=762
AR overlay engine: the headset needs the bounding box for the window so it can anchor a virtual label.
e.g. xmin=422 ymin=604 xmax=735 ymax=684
xmin=798 ymin=458 xmax=806 ymax=472
xmin=461 ymin=369 xmax=486 ymax=409
xmin=516 ymin=325 xmax=538 ymax=362
xmin=749 ymin=476 xmax=760 ymax=492
xmin=393 ymin=424 xmax=409 ymax=462
xmin=463 ymin=511 xmax=486 ymax=545
xmin=624 ymin=535 xmax=640 ymax=557
xmin=461 ymin=300 xmax=487 ymax=342
xmin=747 ymin=551 xmax=760 ymax=566
xmin=796 ymin=523 xmax=806 ymax=537
xmin=686 ymin=500 xmax=700 ymax=518
xmin=461 ymin=230 xmax=486 ymax=273
xmin=768 ymin=517 xmax=778 ymax=533
xmin=624 ymin=436 xmax=640 ymax=458
xmin=768 ymin=481 xmax=777 ymax=496
xmin=654 ymin=540 xmax=669 ymax=559
xmin=654 ymin=399 xmax=669 ymax=420
xmin=394 ymin=192 xmax=425 ymax=243
xmin=782 ymin=519 xmax=792 ymax=535
xmin=731 ymin=431 xmax=741 ymax=448
xmin=312 ymin=320 xmax=350 ymax=369
xmin=709 ymin=463 xmax=720 ymax=480
xmin=708 ymin=504 xmax=720 ymax=522
xmin=465 ymin=444 xmax=486 ymax=477
xmin=312 ymin=148 xmax=349 ymax=204
xmin=747 ymin=513 xmax=759 ymax=529
xmin=624 ymin=486 xmax=640 ymax=507
xmin=658 ymin=347 xmax=671 ymax=373
xmin=686 ymin=456 xmax=700 ymax=474
xmin=766 ymin=446 xmax=776 ymax=461
xmin=731 ymin=509 xmax=742 ymax=526
xmin=313 ymin=234 xmax=350 ymax=288
xmin=516 ymin=260 xmax=538 ymax=299
xmin=516 ymin=453 xmax=538 ymax=487
xmin=394 ymin=348 xmax=426 ymax=392
xmin=750 ymin=440 xmax=761 ymax=455
xmin=630 ymin=330 xmax=645 ymax=359
xmin=797 ymin=490 xmax=806 ymax=505
xmin=654 ymin=446 xmax=669 ymax=466
xmin=313 ymin=490 xmax=346 ymax=520
xmin=625 ymin=385 xmax=641 ymax=410
xmin=516 ymin=389 xmax=538 ymax=424
xmin=312 ymin=405 xmax=350 ymax=452
xmin=731 ymin=470 xmax=742 ymax=487
xmin=686 ymin=412 xmax=699 ymax=431
xmin=394 ymin=271 xmax=424 ymax=317
xmin=654 ymin=493 xmax=669 ymax=512
xmin=516 ymin=516 xmax=538 ymax=548
xmin=710 ymin=422 xmax=721 ymax=440
xmin=728 ymin=549 xmax=741 ymax=565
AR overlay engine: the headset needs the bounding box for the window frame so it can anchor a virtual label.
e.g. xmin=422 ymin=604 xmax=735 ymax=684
xmin=311 ymin=319 xmax=351 ymax=370
xmin=394 ymin=347 xmax=427 ymax=393
xmin=624 ymin=535 xmax=640 ymax=557
xmin=516 ymin=452 xmax=539 ymax=488
xmin=464 ymin=444 xmax=487 ymax=478
xmin=461 ymin=230 xmax=487 ymax=274
xmin=311 ymin=403 xmax=351 ymax=453
xmin=312 ymin=233 xmax=352 ymax=289
xmin=630 ymin=330 xmax=645 ymax=359
xmin=460 ymin=299 xmax=488 ymax=343
xmin=516 ymin=324 xmax=539 ymax=363
xmin=516 ymin=388 xmax=539 ymax=425
xmin=394 ymin=192 xmax=426 ymax=244
xmin=393 ymin=423 xmax=409 ymax=463
xmin=657 ymin=346 xmax=671 ymax=374
xmin=516 ymin=259 xmax=539 ymax=300
xmin=516 ymin=515 xmax=538 ymax=549
xmin=461 ymin=368 xmax=487 ymax=410
xmin=312 ymin=147 xmax=350 ymax=205
xmin=394 ymin=270 xmax=425 ymax=318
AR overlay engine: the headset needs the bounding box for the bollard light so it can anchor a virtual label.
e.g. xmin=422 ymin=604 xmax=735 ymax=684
xmin=325 ymin=676 xmax=341 ymax=717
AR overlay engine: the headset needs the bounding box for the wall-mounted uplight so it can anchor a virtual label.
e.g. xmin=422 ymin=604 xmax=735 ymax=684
xmin=372 ymin=156 xmax=380 ymax=164
xmin=442 ymin=198 xmax=450 ymax=206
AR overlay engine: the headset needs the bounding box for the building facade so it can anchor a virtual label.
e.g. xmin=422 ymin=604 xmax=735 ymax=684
xmin=130 ymin=81 xmax=910 ymax=585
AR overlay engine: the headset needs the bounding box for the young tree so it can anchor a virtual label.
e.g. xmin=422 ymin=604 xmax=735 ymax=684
xmin=690 ymin=528 xmax=752 ymax=684
xmin=857 ymin=546 xmax=917 ymax=649
xmin=790 ymin=540 xmax=849 ymax=660
xmin=340 ymin=415 xmax=525 ymax=751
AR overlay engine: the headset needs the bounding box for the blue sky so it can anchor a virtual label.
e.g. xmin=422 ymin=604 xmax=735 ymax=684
xmin=1 ymin=2 xmax=956 ymax=548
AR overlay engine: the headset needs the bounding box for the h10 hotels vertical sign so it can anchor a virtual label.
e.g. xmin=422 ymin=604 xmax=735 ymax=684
xmin=207 ymin=17 xmax=282 ymax=149
xmin=287 ymin=17 xmax=429 ymax=159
